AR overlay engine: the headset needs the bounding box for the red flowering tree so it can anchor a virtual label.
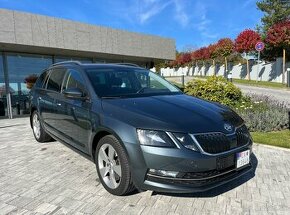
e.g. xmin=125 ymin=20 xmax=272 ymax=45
xmin=266 ymin=20 xmax=290 ymax=84
xmin=191 ymin=47 xmax=211 ymax=76
xmin=192 ymin=47 xmax=210 ymax=63
xmin=214 ymin=38 xmax=234 ymax=74
xmin=208 ymin=43 xmax=218 ymax=75
xmin=235 ymin=29 xmax=261 ymax=80
xmin=179 ymin=53 xmax=192 ymax=66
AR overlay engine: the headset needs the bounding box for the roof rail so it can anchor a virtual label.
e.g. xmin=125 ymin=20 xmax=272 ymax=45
xmin=113 ymin=63 xmax=141 ymax=68
xmin=50 ymin=61 xmax=82 ymax=67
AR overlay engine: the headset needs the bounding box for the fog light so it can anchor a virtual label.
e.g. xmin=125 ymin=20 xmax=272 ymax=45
xmin=148 ymin=169 xmax=179 ymax=178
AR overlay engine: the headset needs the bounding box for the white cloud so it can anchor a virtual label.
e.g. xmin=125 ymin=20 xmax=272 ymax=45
xmin=139 ymin=1 xmax=172 ymax=24
xmin=191 ymin=1 xmax=219 ymax=40
xmin=173 ymin=0 xmax=189 ymax=27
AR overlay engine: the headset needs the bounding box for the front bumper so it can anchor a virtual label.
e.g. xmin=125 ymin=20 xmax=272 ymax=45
xmin=128 ymin=141 xmax=253 ymax=193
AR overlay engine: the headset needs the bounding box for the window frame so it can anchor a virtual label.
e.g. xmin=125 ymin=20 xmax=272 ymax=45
xmin=62 ymin=67 xmax=89 ymax=98
xmin=34 ymin=69 xmax=50 ymax=89
xmin=44 ymin=67 xmax=67 ymax=93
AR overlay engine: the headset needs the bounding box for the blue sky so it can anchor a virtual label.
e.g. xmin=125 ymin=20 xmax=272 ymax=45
xmin=0 ymin=0 xmax=263 ymax=51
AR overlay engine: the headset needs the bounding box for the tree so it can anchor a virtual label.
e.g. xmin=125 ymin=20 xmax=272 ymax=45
xmin=191 ymin=47 xmax=211 ymax=76
xmin=257 ymin=0 xmax=290 ymax=32
xmin=266 ymin=20 xmax=290 ymax=83
xmin=235 ymin=29 xmax=261 ymax=80
xmin=208 ymin=43 xmax=218 ymax=75
xmin=214 ymin=38 xmax=234 ymax=75
xmin=179 ymin=53 xmax=192 ymax=65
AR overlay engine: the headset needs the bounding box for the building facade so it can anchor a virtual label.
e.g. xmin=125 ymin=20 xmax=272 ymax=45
xmin=0 ymin=9 xmax=175 ymax=119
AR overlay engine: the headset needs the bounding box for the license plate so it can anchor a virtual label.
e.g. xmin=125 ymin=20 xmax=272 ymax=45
xmin=236 ymin=150 xmax=250 ymax=169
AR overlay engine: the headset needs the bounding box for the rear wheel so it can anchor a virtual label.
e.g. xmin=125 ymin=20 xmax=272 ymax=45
xmin=95 ymin=135 xmax=135 ymax=196
xmin=31 ymin=111 xmax=53 ymax=142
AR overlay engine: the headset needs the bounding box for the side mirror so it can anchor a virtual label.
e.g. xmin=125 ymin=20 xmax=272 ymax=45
xmin=63 ymin=88 xmax=87 ymax=100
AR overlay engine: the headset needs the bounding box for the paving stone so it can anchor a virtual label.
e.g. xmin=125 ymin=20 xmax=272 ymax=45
xmin=0 ymin=118 xmax=289 ymax=215
xmin=34 ymin=202 xmax=58 ymax=214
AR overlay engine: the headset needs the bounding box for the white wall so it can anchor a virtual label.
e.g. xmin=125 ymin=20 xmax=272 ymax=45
xmin=157 ymin=58 xmax=289 ymax=83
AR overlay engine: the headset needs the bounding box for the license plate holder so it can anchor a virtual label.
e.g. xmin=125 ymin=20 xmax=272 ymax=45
xmin=236 ymin=150 xmax=250 ymax=169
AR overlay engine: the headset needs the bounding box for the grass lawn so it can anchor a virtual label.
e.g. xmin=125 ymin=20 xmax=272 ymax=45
xmin=233 ymin=78 xmax=287 ymax=89
xmin=190 ymin=76 xmax=287 ymax=89
xmin=251 ymin=130 xmax=290 ymax=149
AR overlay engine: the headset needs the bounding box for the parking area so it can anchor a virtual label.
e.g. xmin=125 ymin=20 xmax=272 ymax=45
xmin=0 ymin=118 xmax=290 ymax=215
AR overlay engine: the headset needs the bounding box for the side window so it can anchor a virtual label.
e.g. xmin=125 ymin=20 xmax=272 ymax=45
xmin=46 ymin=68 xmax=66 ymax=92
xmin=34 ymin=70 xmax=48 ymax=89
xmin=63 ymin=69 xmax=86 ymax=93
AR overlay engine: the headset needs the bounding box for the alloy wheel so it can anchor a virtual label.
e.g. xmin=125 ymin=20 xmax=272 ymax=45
xmin=98 ymin=143 xmax=122 ymax=189
xmin=33 ymin=113 xmax=41 ymax=139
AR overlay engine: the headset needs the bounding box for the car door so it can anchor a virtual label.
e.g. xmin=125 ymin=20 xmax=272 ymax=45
xmin=38 ymin=68 xmax=66 ymax=132
xmin=55 ymin=68 xmax=91 ymax=154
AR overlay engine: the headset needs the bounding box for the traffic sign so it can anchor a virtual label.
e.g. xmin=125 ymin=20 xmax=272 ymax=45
xmin=255 ymin=42 xmax=265 ymax=52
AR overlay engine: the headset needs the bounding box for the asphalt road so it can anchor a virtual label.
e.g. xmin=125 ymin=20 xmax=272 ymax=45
xmin=236 ymin=84 xmax=290 ymax=108
xmin=166 ymin=76 xmax=290 ymax=108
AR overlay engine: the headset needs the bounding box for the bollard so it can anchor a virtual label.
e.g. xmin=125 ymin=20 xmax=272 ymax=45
xmin=181 ymin=75 xmax=185 ymax=87
xmin=287 ymin=68 xmax=290 ymax=88
xmin=227 ymin=73 xmax=233 ymax=82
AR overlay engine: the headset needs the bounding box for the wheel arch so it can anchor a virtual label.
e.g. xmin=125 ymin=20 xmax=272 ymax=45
xmin=90 ymin=128 xmax=129 ymax=161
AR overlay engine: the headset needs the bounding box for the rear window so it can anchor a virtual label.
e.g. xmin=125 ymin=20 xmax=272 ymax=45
xmin=46 ymin=68 xmax=66 ymax=92
xmin=34 ymin=70 xmax=48 ymax=89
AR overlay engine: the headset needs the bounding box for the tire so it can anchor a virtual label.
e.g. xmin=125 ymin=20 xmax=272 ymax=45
xmin=31 ymin=111 xmax=53 ymax=143
xmin=95 ymin=135 xmax=135 ymax=196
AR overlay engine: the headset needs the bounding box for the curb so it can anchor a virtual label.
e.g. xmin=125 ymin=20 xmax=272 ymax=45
xmin=254 ymin=143 xmax=290 ymax=152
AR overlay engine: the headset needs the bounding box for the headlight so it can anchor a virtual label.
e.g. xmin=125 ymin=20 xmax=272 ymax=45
xmin=137 ymin=129 xmax=176 ymax=147
xmin=173 ymin=133 xmax=198 ymax=151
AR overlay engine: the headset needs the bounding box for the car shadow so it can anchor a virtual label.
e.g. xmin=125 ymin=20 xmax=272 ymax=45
xmin=149 ymin=153 xmax=258 ymax=198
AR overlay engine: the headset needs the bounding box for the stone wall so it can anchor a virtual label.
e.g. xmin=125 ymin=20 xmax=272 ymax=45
xmin=154 ymin=58 xmax=290 ymax=83
xmin=0 ymin=9 xmax=175 ymax=61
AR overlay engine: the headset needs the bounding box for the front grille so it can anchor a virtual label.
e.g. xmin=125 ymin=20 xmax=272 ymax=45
xmin=236 ymin=125 xmax=251 ymax=147
xmin=194 ymin=125 xmax=251 ymax=154
xmin=194 ymin=133 xmax=231 ymax=154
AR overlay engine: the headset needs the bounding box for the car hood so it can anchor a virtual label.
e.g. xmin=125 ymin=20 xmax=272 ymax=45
xmin=101 ymin=94 xmax=244 ymax=134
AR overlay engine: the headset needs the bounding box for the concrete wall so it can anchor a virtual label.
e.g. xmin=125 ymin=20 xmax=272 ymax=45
xmin=158 ymin=58 xmax=290 ymax=83
xmin=0 ymin=9 xmax=175 ymax=61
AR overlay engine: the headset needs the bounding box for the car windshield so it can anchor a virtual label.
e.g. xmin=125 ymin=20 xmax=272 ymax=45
xmin=86 ymin=67 xmax=181 ymax=98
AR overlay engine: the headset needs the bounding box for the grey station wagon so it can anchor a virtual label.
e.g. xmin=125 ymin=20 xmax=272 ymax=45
xmin=29 ymin=61 xmax=253 ymax=195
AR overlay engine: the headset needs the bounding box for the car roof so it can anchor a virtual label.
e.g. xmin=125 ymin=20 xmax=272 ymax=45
xmin=49 ymin=61 xmax=144 ymax=70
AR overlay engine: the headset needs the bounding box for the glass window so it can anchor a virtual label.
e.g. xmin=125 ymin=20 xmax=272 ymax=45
xmin=63 ymin=69 xmax=86 ymax=93
xmin=7 ymin=53 xmax=53 ymax=116
xmin=86 ymin=68 xmax=180 ymax=98
xmin=0 ymin=54 xmax=7 ymax=117
xmin=46 ymin=68 xmax=66 ymax=92
xmin=55 ymin=56 xmax=92 ymax=64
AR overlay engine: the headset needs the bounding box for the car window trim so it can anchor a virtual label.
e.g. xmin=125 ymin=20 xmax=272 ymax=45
xmin=44 ymin=67 xmax=67 ymax=93
xmin=62 ymin=67 xmax=91 ymax=100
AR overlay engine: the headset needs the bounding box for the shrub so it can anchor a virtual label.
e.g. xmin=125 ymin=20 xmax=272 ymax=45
xmin=184 ymin=77 xmax=289 ymax=132
xmin=236 ymin=95 xmax=289 ymax=132
xmin=185 ymin=76 xmax=244 ymax=107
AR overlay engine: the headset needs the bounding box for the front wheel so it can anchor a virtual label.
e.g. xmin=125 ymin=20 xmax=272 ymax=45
xmin=95 ymin=135 xmax=135 ymax=196
xmin=31 ymin=111 xmax=53 ymax=143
